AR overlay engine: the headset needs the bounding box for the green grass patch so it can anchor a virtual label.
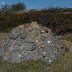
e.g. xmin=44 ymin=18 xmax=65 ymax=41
xmin=0 ymin=52 xmax=72 ymax=72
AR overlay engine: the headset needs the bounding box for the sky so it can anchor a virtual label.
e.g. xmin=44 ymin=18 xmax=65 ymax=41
xmin=0 ymin=0 xmax=72 ymax=10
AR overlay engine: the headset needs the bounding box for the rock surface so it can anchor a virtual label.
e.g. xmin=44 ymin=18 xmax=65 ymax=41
xmin=0 ymin=22 xmax=66 ymax=63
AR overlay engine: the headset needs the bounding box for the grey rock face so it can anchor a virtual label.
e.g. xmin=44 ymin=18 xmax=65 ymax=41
xmin=0 ymin=22 xmax=66 ymax=63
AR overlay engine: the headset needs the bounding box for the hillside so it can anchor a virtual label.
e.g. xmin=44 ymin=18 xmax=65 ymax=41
xmin=0 ymin=8 xmax=72 ymax=35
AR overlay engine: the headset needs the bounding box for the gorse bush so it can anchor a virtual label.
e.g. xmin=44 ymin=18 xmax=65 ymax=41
xmin=0 ymin=2 xmax=26 ymax=12
xmin=0 ymin=6 xmax=72 ymax=34
xmin=23 ymin=8 xmax=72 ymax=35
xmin=11 ymin=2 xmax=26 ymax=11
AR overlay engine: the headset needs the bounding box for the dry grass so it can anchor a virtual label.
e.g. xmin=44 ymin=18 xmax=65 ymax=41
xmin=60 ymin=34 xmax=72 ymax=52
xmin=0 ymin=33 xmax=8 ymax=44
xmin=60 ymin=34 xmax=72 ymax=42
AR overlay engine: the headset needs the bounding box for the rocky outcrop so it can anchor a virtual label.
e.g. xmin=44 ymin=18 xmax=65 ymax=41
xmin=0 ymin=22 xmax=66 ymax=63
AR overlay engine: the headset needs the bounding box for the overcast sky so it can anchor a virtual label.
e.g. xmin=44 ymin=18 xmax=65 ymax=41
xmin=0 ymin=0 xmax=72 ymax=10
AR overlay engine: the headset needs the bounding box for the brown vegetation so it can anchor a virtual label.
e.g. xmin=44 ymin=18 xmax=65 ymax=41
xmin=0 ymin=8 xmax=72 ymax=35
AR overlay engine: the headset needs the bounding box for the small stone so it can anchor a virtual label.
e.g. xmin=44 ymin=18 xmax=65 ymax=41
xmin=19 ymin=54 xmax=21 ymax=57
xmin=49 ymin=59 xmax=51 ymax=63
xmin=47 ymin=41 xmax=52 ymax=43
xmin=42 ymin=30 xmax=45 ymax=33
xmin=43 ymin=52 xmax=47 ymax=55
xmin=36 ymin=40 xmax=38 ymax=42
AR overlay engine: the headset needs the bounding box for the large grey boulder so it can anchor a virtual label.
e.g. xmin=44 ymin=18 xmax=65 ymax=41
xmin=0 ymin=22 xmax=66 ymax=63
